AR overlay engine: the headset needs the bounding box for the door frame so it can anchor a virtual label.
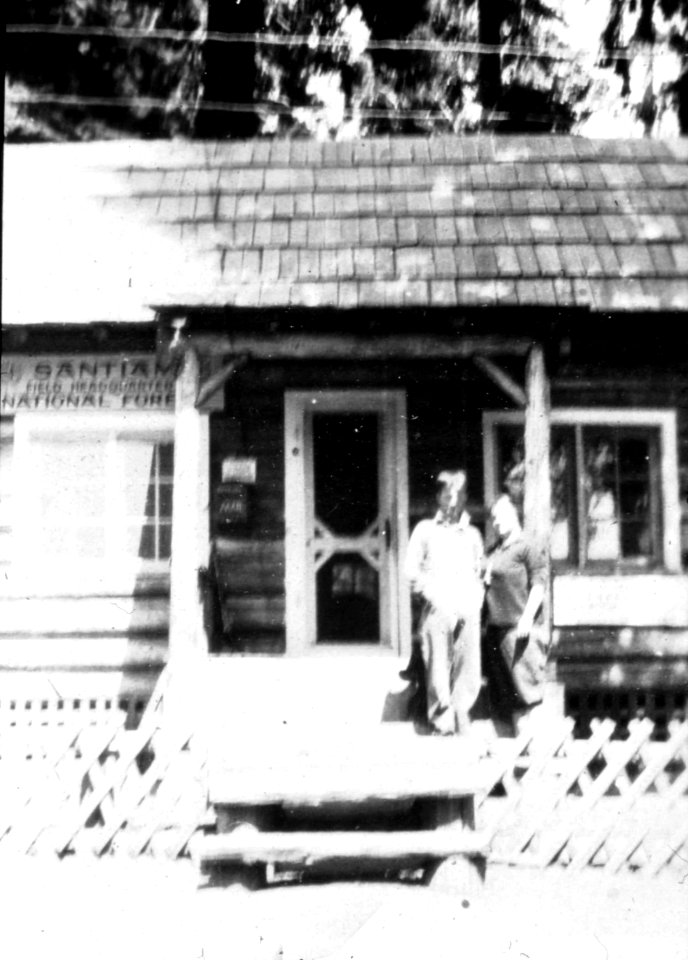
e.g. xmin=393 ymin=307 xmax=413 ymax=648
xmin=284 ymin=389 xmax=411 ymax=656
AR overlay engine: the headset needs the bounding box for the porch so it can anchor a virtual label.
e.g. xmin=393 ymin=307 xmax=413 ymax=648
xmin=168 ymin=326 xmax=553 ymax=660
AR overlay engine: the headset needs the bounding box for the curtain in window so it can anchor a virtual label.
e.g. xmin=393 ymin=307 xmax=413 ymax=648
xmin=27 ymin=434 xmax=173 ymax=565
xmin=0 ymin=420 xmax=15 ymax=565
xmin=35 ymin=438 xmax=108 ymax=559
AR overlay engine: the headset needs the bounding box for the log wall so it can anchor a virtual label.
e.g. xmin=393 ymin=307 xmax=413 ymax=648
xmin=209 ymin=359 xmax=510 ymax=650
xmin=0 ymin=581 xmax=169 ymax=712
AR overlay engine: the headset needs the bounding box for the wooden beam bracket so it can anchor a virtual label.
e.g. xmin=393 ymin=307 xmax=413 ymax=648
xmin=473 ymin=355 xmax=526 ymax=407
xmin=195 ymin=354 xmax=249 ymax=409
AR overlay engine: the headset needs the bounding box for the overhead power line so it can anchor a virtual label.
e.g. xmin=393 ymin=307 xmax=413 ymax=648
xmin=5 ymin=22 xmax=683 ymax=62
xmin=8 ymin=90 xmax=564 ymax=124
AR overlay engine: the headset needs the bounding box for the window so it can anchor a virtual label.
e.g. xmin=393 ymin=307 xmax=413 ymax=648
xmin=483 ymin=410 xmax=680 ymax=573
xmin=0 ymin=419 xmax=14 ymax=568
xmin=33 ymin=434 xmax=173 ymax=563
xmin=9 ymin=411 xmax=174 ymax=592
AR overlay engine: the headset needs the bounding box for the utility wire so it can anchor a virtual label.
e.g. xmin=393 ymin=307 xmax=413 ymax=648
xmin=6 ymin=22 xmax=682 ymax=62
xmin=9 ymin=90 xmax=557 ymax=124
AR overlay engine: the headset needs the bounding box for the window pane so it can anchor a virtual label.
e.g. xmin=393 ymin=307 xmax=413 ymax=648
xmin=495 ymin=424 xmax=577 ymax=563
xmin=618 ymin=435 xmax=655 ymax=560
xmin=136 ymin=523 xmax=156 ymax=560
xmin=495 ymin=425 xmax=525 ymax=516
xmin=159 ymin=524 xmax=172 ymax=559
xmin=122 ymin=440 xmax=157 ymax=519
xmin=550 ymin=427 xmax=576 ymax=562
xmin=583 ymin=429 xmax=657 ymax=564
xmin=313 ymin=414 xmax=379 ymax=536
xmin=159 ymin=482 xmax=173 ymax=519
xmin=316 ymin=553 xmax=379 ymax=642
xmin=120 ymin=440 xmax=173 ymax=560
xmin=158 ymin=442 xmax=174 ymax=476
xmin=583 ymin=433 xmax=621 ymax=562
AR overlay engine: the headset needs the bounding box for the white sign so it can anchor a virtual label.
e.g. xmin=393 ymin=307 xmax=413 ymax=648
xmin=221 ymin=457 xmax=257 ymax=484
xmin=553 ymin=574 xmax=688 ymax=629
xmin=1 ymin=354 xmax=175 ymax=413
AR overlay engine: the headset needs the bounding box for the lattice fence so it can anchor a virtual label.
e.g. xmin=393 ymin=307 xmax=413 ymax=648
xmin=480 ymin=717 xmax=688 ymax=875
xmin=1 ymin=676 xmax=686 ymax=873
xmin=0 ymin=670 xmax=209 ymax=858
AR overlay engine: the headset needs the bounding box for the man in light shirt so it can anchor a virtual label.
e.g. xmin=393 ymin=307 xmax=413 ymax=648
xmin=404 ymin=470 xmax=484 ymax=735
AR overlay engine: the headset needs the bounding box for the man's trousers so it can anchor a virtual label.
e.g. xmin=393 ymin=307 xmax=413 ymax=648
xmin=419 ymin=604 xmax=482 ymax=735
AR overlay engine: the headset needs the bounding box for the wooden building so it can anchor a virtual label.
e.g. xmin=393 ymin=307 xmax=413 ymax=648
xmin=2 ymin=136 xmax=687 ymax=734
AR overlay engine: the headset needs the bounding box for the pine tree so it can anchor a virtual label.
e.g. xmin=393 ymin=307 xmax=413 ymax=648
xmin=5 ymin=0 xmax=687 ymax=140
xmin=566 ymin=0 xmax=687 ymax=136
xmin=6 ymin=0 xmax=204 ymax=140
xmin=253 ymin=0 xmax=575 ymax=137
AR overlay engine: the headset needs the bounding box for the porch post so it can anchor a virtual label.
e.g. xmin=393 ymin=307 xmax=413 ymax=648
xmin=169 ymin=346 xmax=210 ymax=662
xmin=524 ymin=345 xmax=562 ymax=712
xmin=524 ymin=344 xmax=551 ymax=565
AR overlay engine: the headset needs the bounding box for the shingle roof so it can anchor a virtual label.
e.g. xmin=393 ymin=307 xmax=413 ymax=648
xmin=4 ymin=136 xmax=688 ymax=324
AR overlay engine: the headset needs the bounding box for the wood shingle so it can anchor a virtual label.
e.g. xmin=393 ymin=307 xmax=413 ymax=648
xmin=4 ymin=135 xmax=688 ymax=324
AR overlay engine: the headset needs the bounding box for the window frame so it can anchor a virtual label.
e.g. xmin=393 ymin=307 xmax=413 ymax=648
xmin=9 ymin=410 xmax=175 ymax=595
xmin=483 ymin=408 xmax=681 ymax=574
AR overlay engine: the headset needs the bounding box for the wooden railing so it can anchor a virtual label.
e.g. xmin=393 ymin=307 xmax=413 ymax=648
xmin=565 ymin=687 xmax=687 ymax=739
xmin=0 ymin=695 xmax=149 ymax=731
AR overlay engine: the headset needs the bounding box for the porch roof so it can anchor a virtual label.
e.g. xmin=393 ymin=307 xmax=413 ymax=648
xmin=4 ymin=136 xmax=688 ymax=325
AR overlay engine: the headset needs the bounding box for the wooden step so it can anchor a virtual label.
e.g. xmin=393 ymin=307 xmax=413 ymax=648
xmin=210 ymin=759 xmax=497 ymax=807
xmin=193 ymin=827 xmax=490 ymax=869
xmin=209 ymin=732 xmax=497 ymax=807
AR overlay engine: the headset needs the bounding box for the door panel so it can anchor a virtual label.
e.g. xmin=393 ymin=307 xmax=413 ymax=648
xmin=313 ymin=413 xmax=379 ymax=535
xmin=316 ymin=552 xmax=379 ymax=642
xmin=285 ymin=391 xmax=410 ymax=655
xmin=312 ymin=412 xmax=384 ymax=643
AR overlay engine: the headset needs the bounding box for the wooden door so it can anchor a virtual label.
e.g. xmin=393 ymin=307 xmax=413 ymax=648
xmin=285 ymin=391 xmax=410 ymax=655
